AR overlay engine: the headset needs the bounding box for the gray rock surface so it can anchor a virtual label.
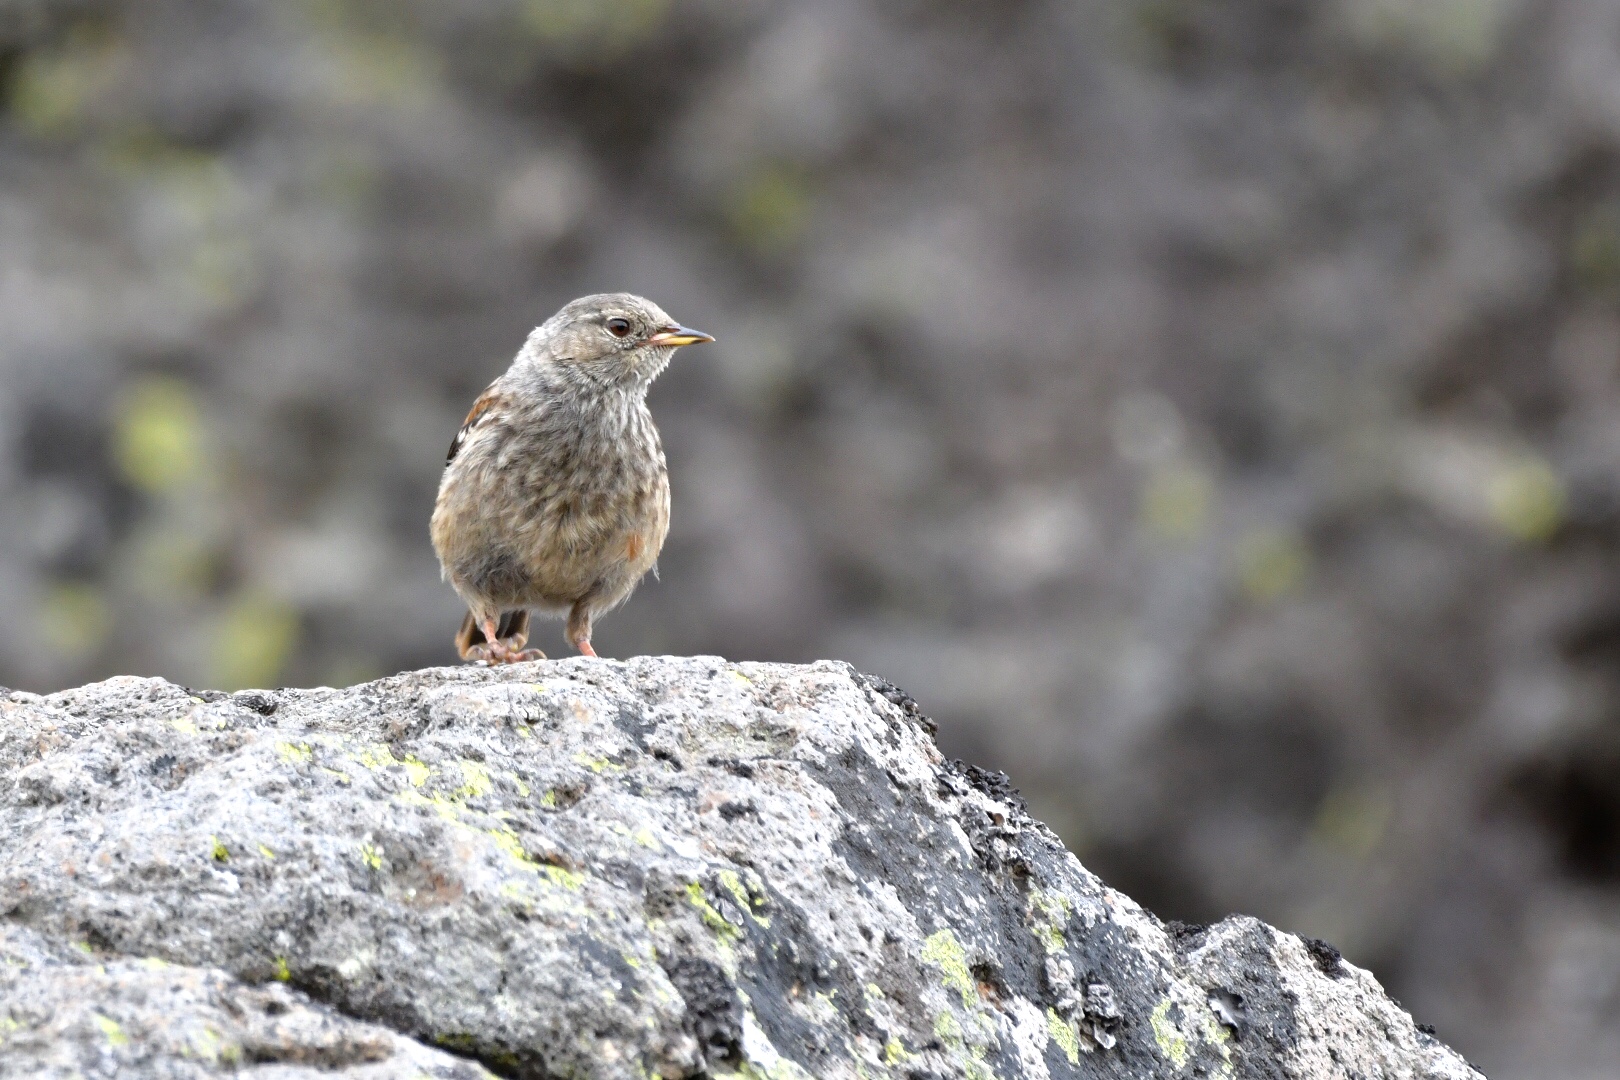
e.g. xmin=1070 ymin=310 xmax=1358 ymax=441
xmin=0 ymin=659 xmax=1480 ymax=1079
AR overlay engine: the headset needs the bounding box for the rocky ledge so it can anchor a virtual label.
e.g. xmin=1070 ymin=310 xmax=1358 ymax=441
xmin=0 ymin=658 xmax=1479 ymax=1079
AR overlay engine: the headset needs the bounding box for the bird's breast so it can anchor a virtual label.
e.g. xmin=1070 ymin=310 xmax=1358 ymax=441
xmin=434 ymin=397 xmax=668 ymax=603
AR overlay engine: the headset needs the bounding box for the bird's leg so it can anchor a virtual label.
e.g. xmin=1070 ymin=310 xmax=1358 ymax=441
xmin=566 ymin=602 xmax=598 ymax=658
xmin=458 ymin=610 xmax=546 ymax=664
xmin=473 ymin=615 xmax=515 ymax=664
xmin=456 ymin=611 xmax=497 ymax=664
xmin=498 ymin=610 xmax=545 ymax=662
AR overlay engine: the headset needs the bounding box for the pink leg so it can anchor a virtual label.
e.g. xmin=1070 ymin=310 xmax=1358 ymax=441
xmin=566 ymin=602 xmax=599 ymax=658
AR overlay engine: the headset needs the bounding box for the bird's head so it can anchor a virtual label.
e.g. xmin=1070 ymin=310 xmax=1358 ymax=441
xmin=527 ymin=293 xmax=713 ymax=389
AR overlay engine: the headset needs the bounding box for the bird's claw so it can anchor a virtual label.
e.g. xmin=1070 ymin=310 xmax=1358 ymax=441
xmin=467 ymin=640 xmax=545 ymax=665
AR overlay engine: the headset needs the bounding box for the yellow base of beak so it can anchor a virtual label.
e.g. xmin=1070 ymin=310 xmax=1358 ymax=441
xmin=646 ymin=325 xmax=715 ymax=348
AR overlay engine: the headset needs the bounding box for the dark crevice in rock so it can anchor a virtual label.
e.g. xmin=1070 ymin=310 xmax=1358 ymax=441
xmin=851 ymin=669 xmax=939 ymax=737
xmin=661 ymin=957 xmax=744 ymax=1070
xmin=1302 ymin=936 xmax=1346 ymax=979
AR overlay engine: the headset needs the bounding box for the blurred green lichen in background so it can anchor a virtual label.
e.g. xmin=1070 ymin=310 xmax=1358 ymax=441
xmin=37 ymin=582 xmax=111 ymax=659
xmin=8 ymin=26 xmax=124 ymax=138
xmin=113 ymin=377 xmax=206 ymax=497
xmin=1342 ymin=0 xmax=1512 ymax=74
xmin=1141 ymin=462 xmax=1213 ymax=541
xmin=211 ymin=593 xmax=300 ymax=691
xmin=1237 ymin=528 xmax=1311 ymax=603
xmin=1488 ymin=458 xmax=1566 ymax=544
xmin=728 ymin=165 xmax=815 ymax=254
xmin=1571 ymin=204 xmax=1620 ymax=297
xmin=522 ymin=0 xmax=668 ymax=54
xmin=1312 ymin=778 xmax=1395 ymax=861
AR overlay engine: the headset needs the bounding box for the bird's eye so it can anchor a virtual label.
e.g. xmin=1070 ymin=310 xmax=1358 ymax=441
xmin=607 ymin=318 xmax=632 ymax=338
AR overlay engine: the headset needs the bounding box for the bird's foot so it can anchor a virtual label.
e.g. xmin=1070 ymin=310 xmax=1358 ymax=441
xmin=466 ymin=639 xmax=545 ymax=665
xmin=576 ymin=639 xmax=598 ymax=658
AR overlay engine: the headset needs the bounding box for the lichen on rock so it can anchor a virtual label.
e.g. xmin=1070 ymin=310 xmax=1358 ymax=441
xmin=0 ymin=659 xmax=1482 ymax=1079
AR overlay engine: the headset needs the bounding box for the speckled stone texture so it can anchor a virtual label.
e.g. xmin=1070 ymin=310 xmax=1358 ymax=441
xmin=0 ymin=659 xmax=1480 ymax=1079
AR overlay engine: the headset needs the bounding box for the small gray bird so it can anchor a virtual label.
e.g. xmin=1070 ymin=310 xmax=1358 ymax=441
xmin=430 ymin=293 xmax=713 ymax=662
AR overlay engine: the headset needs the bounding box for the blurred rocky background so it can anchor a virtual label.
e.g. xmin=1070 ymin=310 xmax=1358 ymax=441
xmin=0 ymin=0 xmax=1617 ymax=1074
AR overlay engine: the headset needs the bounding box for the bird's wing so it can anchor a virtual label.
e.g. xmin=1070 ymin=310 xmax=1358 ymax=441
xmin=446 ymin=381 xmax=507 ymax=465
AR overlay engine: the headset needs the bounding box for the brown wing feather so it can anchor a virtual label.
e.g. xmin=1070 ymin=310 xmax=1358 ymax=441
xmin=447 ymin=383 xmax=506 ymax=464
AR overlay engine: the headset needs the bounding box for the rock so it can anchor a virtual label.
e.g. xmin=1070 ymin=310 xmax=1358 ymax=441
xmin=0 ymin=659 xmax=1481 ymax=1079
xmin=0 ymin=923 xmax=491 ymax=1078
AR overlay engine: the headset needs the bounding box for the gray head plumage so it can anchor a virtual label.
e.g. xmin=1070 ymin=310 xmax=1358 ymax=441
xmin=517 ymin=293 xmax=713 ymax=390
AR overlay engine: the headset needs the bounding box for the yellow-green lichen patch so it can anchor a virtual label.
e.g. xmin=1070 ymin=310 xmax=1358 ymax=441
xmin=395 ymin=779 xmax=588 ymax=896
xmin=272 ymin=956 xmax=291 ymax=982
xmin=257 ymin=844 xmax=276 ymax=860
xmin=930 ymin=1012 xmax=997 ymax=1080
xmin=572 ymin=751 xmax=621 ymax=774
xmin=460 ymin=816 xmax=528 ymax=867
xmin=275 ymin=740 xmax=312 ymax=765
xmin=1151 ymin=998 xmax=1188 ymax=1068
xmin=72 ymin=940 xmax=94 ymax=955
xmin=686 ymin=881 xmax=741 ymax=942
xmin=806 ymin=989 xmax=840 ymax=1024
xmin=360 ymin=842 xmax=384 ymax=870
xmin=171 ymin=714 xmax=199 ymax=735
xmin=480 ymin=820 xmax=534 ymax=864
xmin=353 ymin=745 xmax=430 ymax=787
xmin=93 ymin=1013 xmax=128 ymax=1047
xmin=718 ymin=868 xmax=771 ymax=927
xmin=1046 ymin=1008 xmax=1080 ymax=1064
xmin=539 ymin=790 xmax=557 ymax=808
xmin=921 ymin=929 xmax=975 ymax=1010
xmin=861 ymin=977 xmax=887 ymax=1023
xmin=186 ymin=1022 xmax=243 ymax=1065
xmin=454 ymin=760 xmax=493 ymax=799
xmin=210 ymin=836 xmax=230 ymax=863
xmin=544 ymin=864 xmax=586 ymax=890
xmin=1028 ymin=888 xmax=1071 ymax=953
xmin=435 ymin=1032 xmax=479 ymax=1053
xmin=883 ymin=1037 xmax=913 ymax=1066
xmin=1198 ymin=1008 xmax=1236 ymax=1078
xmin=924 ymin=972 xmax=1001 ymax=1080
xmin=319 ymin=766 xmax=353 ymax=785
xmin=632 ymin=827 xmax=659 ymax=848
xmin=139 ymin=956 xmax=169 ymax=970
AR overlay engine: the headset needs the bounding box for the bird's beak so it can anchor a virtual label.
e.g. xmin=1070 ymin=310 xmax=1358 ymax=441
xmin=646 ymin=324 xmax=715 ymax=348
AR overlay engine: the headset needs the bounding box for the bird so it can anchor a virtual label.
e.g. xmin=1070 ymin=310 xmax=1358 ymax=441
xmin=430 ymin=293 xmax=713 ymax=663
